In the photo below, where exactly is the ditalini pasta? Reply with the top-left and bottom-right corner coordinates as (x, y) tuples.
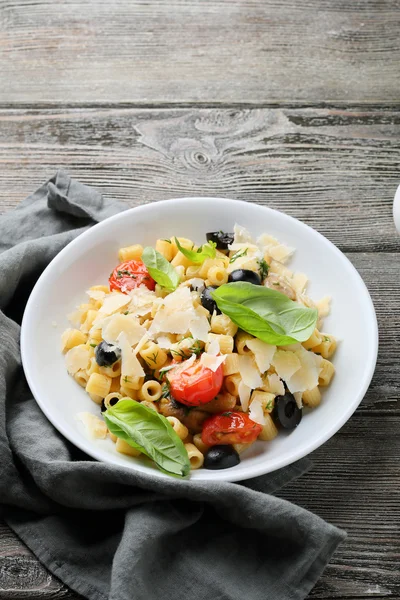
(63, 225), (337, 476)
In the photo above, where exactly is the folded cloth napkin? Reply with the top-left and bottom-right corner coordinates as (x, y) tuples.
(0, 171), (346, 600)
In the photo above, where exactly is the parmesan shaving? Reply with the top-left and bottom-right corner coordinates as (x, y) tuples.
(267, 373), (285, 396)
(92, 292), (131, 328)
(238, 355), (263, 389)
(102, 314), (146, 347)
(291, 272), (308, 295)
(272, 350), (301, 382)
(316, 296), (331, 318)
(65, 345), (90, 375)
(127, 286), (157, 318)
(189, 313), (211, 342)
(245, 338), (276, 374)
(207, 338), (220, 356)
(77, 412), (108, 439)
(200, 352), (226, 372)
(286, 347), (322, 394)
(238, 381), (251, 412)
(155, 335), (175, 349)
(118, 332), (145, 379)
(249, 395), (266, 426)
(86, 289), (106, 301)
(232, 223), (253, 244)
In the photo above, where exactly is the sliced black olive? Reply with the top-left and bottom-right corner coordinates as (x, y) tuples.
(206, 231), (234, 250)
(95, 341), (121, 367)
(200, 286), (221, 315)
(228, 269), (262, 285)
(272, 392), (302, 429)
(100, 396), (120, 413)
(204, 445), (240, 469)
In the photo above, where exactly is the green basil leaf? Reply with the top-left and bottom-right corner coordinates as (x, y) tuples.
(104, 399), (190, 478)
(174, 238), (216, 264)
(142, 247), (180, 291)
(212, 282), (318, 345)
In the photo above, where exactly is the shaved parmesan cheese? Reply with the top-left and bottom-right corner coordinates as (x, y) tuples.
(238, 381), (251, 412)
(245, 338), (276, 373)
(118, 332), (145, 379)
(65, 345), (90, 375)
(67, 308), (85, 328)
(227, 256), (260, 274)
(267, 373), (285, 396)
(77, 412), (108, 439)
(286, 347), (322, 394)
(316, 296), (331, 318)
(86, 289), (106, 301)
(92, 292), (130, 328)
(269, 243), (294, 263)
(200, 352), (226, 372)
(238, 355), (263, 389)
(232, 223), (253, 245)
(127, 286), (157, 318)
(155, 335), (175, 349)
(228, 242), (259, 253)
(207, 338), (220, 356)
(189, 313), (210, 342)
(249, 395), (266, 426)
(149, 287), (197, 335)
(102, 314), (146, 347)
(134, 333), (150, 356)
(291, 272), (308, 295)
(272, 350), (301, 382)
(294, 392), (303, 409)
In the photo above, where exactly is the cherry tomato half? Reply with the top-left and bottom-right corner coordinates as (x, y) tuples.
(167, 359), (224, 407)
(202, 412), (262, 446)
(109, 260), (155, 292)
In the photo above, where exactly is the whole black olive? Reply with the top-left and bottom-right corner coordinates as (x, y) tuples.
(272, 392), (302, 429)
(100, 396), (120, 412)
(228, 269), (262, 285)
(200, 286), (221, 315)
(95, 341), (121, 367)
(206, 231), (234, 250)
(204, 445), (241, 470)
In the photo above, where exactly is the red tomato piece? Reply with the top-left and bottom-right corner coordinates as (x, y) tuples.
(167, 359), (224, 407)
(109, 260), (155, 292)
(202, 412), (262, 446)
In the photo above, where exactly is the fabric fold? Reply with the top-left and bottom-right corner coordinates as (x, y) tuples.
(0, 171), (346, 600)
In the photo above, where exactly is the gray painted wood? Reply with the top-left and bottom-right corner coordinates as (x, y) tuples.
(0, 107), (400, 252)
(0, 0), (400, 104)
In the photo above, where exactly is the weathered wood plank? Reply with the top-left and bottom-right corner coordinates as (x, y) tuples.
(0, 0), (399, 105)
(0, 250), (399, 598)
(0, 107), (399, 252)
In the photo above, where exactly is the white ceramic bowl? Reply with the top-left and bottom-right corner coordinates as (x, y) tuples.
(21, 198), (378, 482)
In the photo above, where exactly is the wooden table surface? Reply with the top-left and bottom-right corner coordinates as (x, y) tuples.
(1, 1), (400, 598)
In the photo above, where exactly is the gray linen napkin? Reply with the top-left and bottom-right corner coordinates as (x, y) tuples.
(0, 171), (346, 600)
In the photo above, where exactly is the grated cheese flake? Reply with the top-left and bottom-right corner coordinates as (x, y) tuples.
(286, 347), (322, 394)
(77, 412), (108, 439)
(200, 352), (226, 372)
(86, 289), (106, 301)
(249, 395), (266, 426)
(189, 313), (211, 342)
(65, 345), (90, 375)
(245, 338), (276, 374)
(238, 354), (263, 389)
(238, 381), (251, 412)
(118, 332), (145, 379)
(267, 373), (285, 396)
(272, 350), (301, 382)
(102, 314), (146, 347)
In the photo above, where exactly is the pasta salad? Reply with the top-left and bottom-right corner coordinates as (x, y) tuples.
(62, 225), (336, 477)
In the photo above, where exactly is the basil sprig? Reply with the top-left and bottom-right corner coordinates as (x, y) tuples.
(104, 399), (190, 478)
(212, 282), (318, 345)
(142, 247), (180, 291)
(174, 238), (217, 264)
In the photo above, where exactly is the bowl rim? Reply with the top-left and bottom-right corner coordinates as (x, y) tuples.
(21, 196), (379, 482)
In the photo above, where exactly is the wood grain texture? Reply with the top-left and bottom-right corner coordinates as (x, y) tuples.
(1, 253), (399, 599)
(1, 107), (400, 252)
(1, 0), (400, 104)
